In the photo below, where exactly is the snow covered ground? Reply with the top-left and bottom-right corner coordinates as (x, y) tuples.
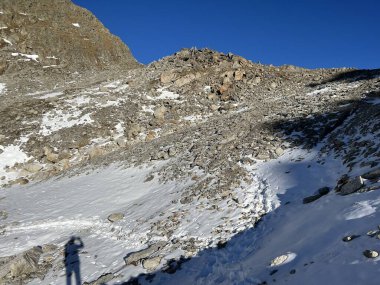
(132, 146), (380, 285)
(2, 129), (380, 284)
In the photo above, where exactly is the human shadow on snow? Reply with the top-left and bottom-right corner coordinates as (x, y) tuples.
(64, 236), (84, 285)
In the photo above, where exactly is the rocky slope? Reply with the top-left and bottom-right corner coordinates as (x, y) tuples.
(0, 0), (139, 77)
(0, 1), (380, 284)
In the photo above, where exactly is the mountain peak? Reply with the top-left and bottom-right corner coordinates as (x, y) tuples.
(0, 0), (139, 75)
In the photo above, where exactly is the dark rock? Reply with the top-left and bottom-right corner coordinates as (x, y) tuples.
(363, 250), (379, 258)
(362, 168), (380, 180)
(342, 235), (360, 242)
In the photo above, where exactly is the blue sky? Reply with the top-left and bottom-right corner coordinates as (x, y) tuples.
(72, 0), (379, 69)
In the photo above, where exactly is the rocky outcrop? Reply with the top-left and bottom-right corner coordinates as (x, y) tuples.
(0, 0), (139, 76)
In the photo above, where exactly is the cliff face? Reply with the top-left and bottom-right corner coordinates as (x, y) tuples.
(0, 0), (139, 75)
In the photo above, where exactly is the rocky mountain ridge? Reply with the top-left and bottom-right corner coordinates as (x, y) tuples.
(0, 0), (139, 77)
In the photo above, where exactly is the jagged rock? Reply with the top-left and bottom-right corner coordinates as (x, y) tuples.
(2, 246), (43, 279)
(154, 106), (167, 120)
(160, 71), (177, 84)
(14, 177), (29, 185)
(23, 163), (43, 173)
(115, 137), (127, 147)
(127, 124), (141, 139)
(174, 73), (199, 87)
(145, 131), (156, 142)
(339, 176), (364, 195)
(363, 250), (379, 258)
(252, 76), (261, 85)
(83, 273), (115, 285)
(303, 187), (330, 204)
(88, 147), (105, 160)
(124, 242), (167, 266)
(362, 168), (380, 180)
(234, 70), (245, 81)
(0, 210), (8, 220)
(143, 256), (162, 271)
(107, 213), (124, 222)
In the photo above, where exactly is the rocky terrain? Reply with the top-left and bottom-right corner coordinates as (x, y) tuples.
(1, 1), (380, 284)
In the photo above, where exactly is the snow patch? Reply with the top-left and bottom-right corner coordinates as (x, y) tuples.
(0, 145), (30, 185)
(72, 23), (80, 28)
(148, 87), (180, 100)
(343, 199), (380, 220)
(2, 38), (12, 45)
(11, 52), (39, 62)
(38, 91), (64, 99)
(40, 110), (93, 136)
(42, 65), (58, 69)
(0, 83), (6, 95)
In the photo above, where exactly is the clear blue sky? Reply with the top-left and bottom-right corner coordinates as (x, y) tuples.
(72, 0), (379, 69)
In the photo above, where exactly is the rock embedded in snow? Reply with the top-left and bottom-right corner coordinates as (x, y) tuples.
(124, 241), (167, 266)
(270, 254), (289, 266)
(339, 176), (364, 195)
(363, 250), (379, 258)
(366, 230), (379, 237)
(342, 235), (360, 242)
(302, 186), (330, 203)
(143, 256), (162, 271)
(275, 147), (284, 156)
(362, 168), (380, 180)
(5, 246), (43, 279)
(23, 163), (43, 173)
(107, 212), (124, 222)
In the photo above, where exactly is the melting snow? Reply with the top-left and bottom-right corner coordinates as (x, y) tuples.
(40, 110), (93, 136)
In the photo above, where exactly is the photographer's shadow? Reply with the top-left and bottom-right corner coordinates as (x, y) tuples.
(64, 236), (84, 285)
